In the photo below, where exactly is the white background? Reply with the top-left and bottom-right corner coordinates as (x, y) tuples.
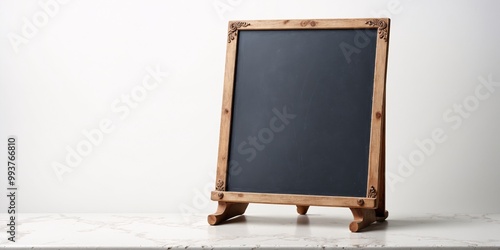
(0, 0), (499, 217)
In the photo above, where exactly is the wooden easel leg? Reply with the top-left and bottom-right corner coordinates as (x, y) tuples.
(375, 99), (389, 222)
(349, 208), (376, 232)
(375, 142), (389, 222)
(207, 201), (249, 225)
(296, 205), (309, 215)
(376, 209), (389, 222)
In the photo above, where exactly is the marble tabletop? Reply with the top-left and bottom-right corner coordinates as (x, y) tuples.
(1, 210), (499, 249)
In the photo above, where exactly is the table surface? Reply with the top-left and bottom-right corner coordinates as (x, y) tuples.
(1, 211), (500, 249)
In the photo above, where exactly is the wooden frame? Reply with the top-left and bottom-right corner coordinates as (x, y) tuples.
(209, 18), (390, 232)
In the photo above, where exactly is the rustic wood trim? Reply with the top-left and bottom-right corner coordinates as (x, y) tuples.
(230, 19), (387, 30)
(215, 21), (242, 192)
(215, 180), (225, 191)
(211, 191), (376, 208)
(366, 18), (390, 203)
(368, 186), (377, 198)
(227, 21), (251, 43)
(365, 19), (389, 42)
(375, 22), (390, 222)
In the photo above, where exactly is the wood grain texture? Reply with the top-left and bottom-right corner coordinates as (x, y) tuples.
(215, 21), (239, 192)
(375, 61), (389, 222)
(366, 18), (390, 203)
(349, 208), (377, 232)
(211, 191), (376, 208)
(208, 202), (249, 225)
(229, 19), (388, 30)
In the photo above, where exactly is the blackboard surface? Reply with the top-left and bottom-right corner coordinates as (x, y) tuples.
(226, 29), (377, 197)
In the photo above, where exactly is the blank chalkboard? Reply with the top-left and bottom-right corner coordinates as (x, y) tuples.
(211, 19), (389, 224)
(226, 29), (377, 197)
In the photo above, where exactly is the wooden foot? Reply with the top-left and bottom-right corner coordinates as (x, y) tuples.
(207, 202), (249, 225)
(349, 208), (377, 232)
(376, 210), (389, 222)
(296, 205), (309, 215)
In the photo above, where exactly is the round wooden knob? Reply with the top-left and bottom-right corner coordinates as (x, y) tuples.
(357, 199), (364, 206)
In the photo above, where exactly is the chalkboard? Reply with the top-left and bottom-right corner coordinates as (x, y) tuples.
(227, 29), (376, 197)
(210, 19), (390, 232)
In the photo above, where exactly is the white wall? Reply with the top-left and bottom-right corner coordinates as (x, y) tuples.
(0, 0), (499, 216)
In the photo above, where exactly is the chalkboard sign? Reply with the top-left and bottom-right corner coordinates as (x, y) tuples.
(209, 19), (390, 232)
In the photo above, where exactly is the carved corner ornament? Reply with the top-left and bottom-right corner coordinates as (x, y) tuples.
(300, 20), (317, 27)
(365, 19), (388, 42)
(368, 186), (377, 198)
(215, 180), (225, 191)
(228, 22), (251, 43)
